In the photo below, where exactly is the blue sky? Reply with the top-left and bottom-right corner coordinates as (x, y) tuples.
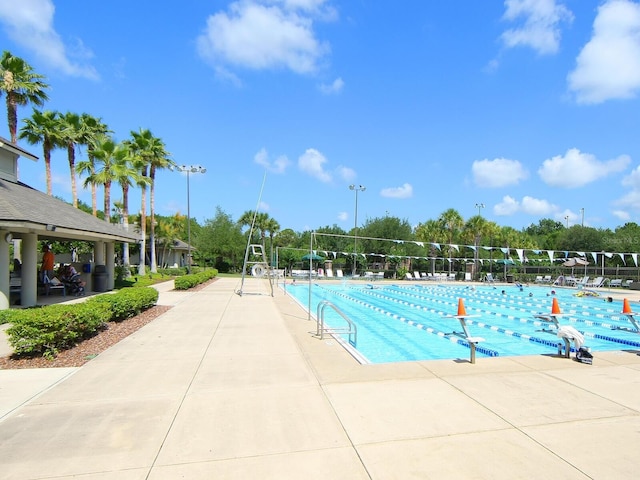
(3, 0), (640, 233)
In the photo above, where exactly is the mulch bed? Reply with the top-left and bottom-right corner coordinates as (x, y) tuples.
(0, 278), (217, 370)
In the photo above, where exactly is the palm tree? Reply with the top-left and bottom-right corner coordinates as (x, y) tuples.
(58, 111), (85, 207)
(238, 210), (273, 263)
(156, 213), (184, 268)
(76, 114), (111, 216)
(146, 134), (173, 273)
(19, 109), (61, 195)
(438, 208), (464, 274)
(0, 51), (49, 143)
(462, 215), (489, 280)
(85, 136), (125, 224)
(127, 129), (162, 275)
(113, 143), (148, 273)
(415, 219), (444, 274)
(263, 217), (280, 266)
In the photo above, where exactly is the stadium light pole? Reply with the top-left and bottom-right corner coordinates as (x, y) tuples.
(475, 203), (485, 216)
(349, 184), (366, 276)
(177, 165), (206, 273)
(580, 208), (585, 227)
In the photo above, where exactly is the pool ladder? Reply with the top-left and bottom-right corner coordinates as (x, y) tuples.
(316, 300), (357, 346)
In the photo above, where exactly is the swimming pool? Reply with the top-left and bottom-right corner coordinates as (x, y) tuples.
(284, 282), (640, 363)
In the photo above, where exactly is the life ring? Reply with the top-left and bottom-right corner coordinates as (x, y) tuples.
(251, 264), (265, 277)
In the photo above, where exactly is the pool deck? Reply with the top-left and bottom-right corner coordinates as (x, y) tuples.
(1, 277), (640, 479)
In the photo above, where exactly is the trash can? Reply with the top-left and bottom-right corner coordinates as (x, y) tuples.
(93, 264), (108, 292)
(506, 274), (514, 283)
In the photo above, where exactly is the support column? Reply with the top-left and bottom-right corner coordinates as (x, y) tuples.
(106, 242), (115, 291)
(94, 241), (105, 267)
(0, 231), (9, 310)
(21, 234), (38, 307)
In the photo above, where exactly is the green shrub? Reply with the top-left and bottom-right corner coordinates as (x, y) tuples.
(88, 287), (158, 321)
(174, 269), (218, 290)
(5, 286), (159, 358)
(6, 302), (112, 358)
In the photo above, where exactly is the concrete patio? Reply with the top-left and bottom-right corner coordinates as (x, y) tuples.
(1, 277), (639, 479)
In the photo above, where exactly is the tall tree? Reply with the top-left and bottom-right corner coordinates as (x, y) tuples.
(0, 51), (49, 143)
(85, 136), (125, 224)
(462, 215), (489, 280)
(18, 109), (61, 195)
(58, 111), (85, 207)
(146, 133), (173, 273)
(415, 219), (445, 273)
(112, 143), (148, 272)
(76, 114), (111, 216)
(127, 129), (171, 274)
(438, 208), (464, 274)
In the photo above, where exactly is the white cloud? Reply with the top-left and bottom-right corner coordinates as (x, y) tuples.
(258, 201), (270, 211)
(472, 158), (528, 187)
(380, 183), (413, 199)
(254, 147), (290, 173)
(520, 195), (557, 215)
(612, 209), (631, 221)
(0, 0), (98, 79)
(196, 0), (332, 75)
(538, 148), (630, 188)
(298, 148), (332, 182)
(615, 164), (640, 211)
(621, 163), (640, 189)
(337, 211), (348, 221)
(494, 195), (520, 215)
(568, 0), (640, 104)
(494, 194), (558, 217)
(501, 0), (573, 55)
(336, 165), (355, 182)
(319, 76), (344, 94)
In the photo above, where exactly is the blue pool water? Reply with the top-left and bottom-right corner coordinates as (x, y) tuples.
(284, 282), (640, 363)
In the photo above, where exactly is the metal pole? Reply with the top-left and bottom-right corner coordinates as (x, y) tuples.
(176, 165), (206, 274)
(349, 184), (365, 276)
(186, 170), (191, 274)
(354, 189), (358, 276)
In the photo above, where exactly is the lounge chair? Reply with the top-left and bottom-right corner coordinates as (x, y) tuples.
(448, 273), (456, 281)
(325, 268), (334, 279)
(609, 279), (622, 287)
(364, 271), (375, 280)
(543, 275), (552, 283)
(336, 269), (344, 278)
(413, 271), (423, 280)
(534, 275), (544, 284)
(375, 272), (384, 280)
(575, 276), (590, 287)
(586, 277), (605, 288)
(484, 273), (496, 283)
(552, 275), (565, 286)
(405, 272), (414, 280)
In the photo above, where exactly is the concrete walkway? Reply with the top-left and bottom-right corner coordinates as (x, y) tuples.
(1, 277), (639, 479)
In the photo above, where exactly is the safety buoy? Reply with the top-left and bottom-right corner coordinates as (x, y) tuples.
(251, 264), (265, 277)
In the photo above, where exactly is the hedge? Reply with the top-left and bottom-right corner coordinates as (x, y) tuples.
(4, 286), (159, 358)
(174, 269), (218, 290)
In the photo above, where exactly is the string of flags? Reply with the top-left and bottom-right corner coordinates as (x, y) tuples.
(308, 241), (636, 266)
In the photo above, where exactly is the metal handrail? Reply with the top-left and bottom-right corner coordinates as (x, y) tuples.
(316, 300), (357, 346)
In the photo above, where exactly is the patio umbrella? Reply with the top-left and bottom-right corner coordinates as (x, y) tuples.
(563, 257), (589, 276)
(301, 253), (325, 261)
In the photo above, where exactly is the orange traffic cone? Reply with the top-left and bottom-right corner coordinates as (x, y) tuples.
(551, 297), (561, 315)
(622, 298), (633, 314)
(457, 298), (467, 317)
